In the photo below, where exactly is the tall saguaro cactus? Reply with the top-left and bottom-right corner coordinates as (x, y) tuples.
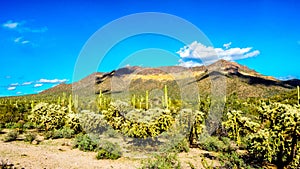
(297, 86), (299, 105)
(145, 90), (149, 110)
(68, 94), (73, 113)
(164, 85), (169, 110)
(131, 94), (136, 108)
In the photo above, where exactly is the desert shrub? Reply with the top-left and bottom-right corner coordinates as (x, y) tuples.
(24, 132), (37, 143)
(96, 141), (122, 160)
(52, 130), (63, 139)
(80, 111), (108, 135)
(160, 135), (189, 153)
(23, 122), (36, 129)
(218, 152), (253, 169)
(3, 131), (18, 142)
(104, 128), (119, 138)
(140, 153), (181, 169)
(4, 122), (15, 129)
(0, 103), (27, 125)
(73, 133), (98, 151)
(44, 127), (75, 139)
(44, 131), (54, 140)
(198, 136), (227, 152)
(60, 127), (75, 138)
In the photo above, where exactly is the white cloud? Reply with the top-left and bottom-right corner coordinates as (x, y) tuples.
(35, 90), (44, 93)
(276, 75), (298, 81)
(14, 37), (30, 45)
(16, 92), (22, 94)
(178, 59), (203, 67)
(223, 42), (232, 49)
(22, 81), (33, 85)
(2, 20), (47, 33)
(52, 84), (59, 87)
(14, 37), (22, 43)
(8, 86), (16, 90)
(38, 78), (68, 83)
(28, 27), (48, 33)
(21, 40), (30, 44)
(10, 83), (19, 86)
(2, 20), (19, 29)
(177, 41), (260, 67)
(34, 84), (43, 87)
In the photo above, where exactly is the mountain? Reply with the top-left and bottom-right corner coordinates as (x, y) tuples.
(41, 60), (300, 99)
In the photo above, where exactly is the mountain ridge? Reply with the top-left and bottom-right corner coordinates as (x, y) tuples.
(41, 60), (300, 99)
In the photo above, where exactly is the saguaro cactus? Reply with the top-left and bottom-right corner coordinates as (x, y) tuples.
(98, 90), (103, 109)
(131, 94), (136, 108)
(164, 85), (169, 110)
(68, 94), (73, 113)
(145, 90), (149, 110)
(297, 86), (299, 105)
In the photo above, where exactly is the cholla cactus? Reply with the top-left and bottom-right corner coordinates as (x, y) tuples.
(65, 113), (82, 133)
(29, 102), (68, 131)
(102, 101), (175, 138)
(247, 102), (300, 168)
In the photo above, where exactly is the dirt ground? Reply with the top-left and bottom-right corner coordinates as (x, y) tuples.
(0, 130), (218, 169)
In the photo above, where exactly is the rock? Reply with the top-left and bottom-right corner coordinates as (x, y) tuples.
(32, 140), (38, 145)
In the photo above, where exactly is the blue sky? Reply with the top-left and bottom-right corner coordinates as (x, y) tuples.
(0, 0), (300, 96)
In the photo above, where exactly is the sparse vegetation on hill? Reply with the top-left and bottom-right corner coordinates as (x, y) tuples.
(1, 61), (300, 168)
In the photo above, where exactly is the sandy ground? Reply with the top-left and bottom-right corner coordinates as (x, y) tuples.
(0, 138), (140, 169)
(0, 130), (219, 169)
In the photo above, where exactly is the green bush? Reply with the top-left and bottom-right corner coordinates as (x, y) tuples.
(160, 135), (189, 153)
(73, 134), (98, 151)
(140, 153), (181, 169)
(3, 131), (18, 142)
(43, 127), (75, 139)
(96, 140), (122, 160)
(60, 127), (75, 139)
(5, 122), (15, 129)
(23, 122), (36, 129)
(24, 132), (37, 143)
(198, 136), (227, 152)
(218, 152), (252, 169)
(104, 128), (118, 138)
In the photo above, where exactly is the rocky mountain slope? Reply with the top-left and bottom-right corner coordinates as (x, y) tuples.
(41, 60), (300, 99)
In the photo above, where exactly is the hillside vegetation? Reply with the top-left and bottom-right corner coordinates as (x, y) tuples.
(1, 60), (300, 168)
